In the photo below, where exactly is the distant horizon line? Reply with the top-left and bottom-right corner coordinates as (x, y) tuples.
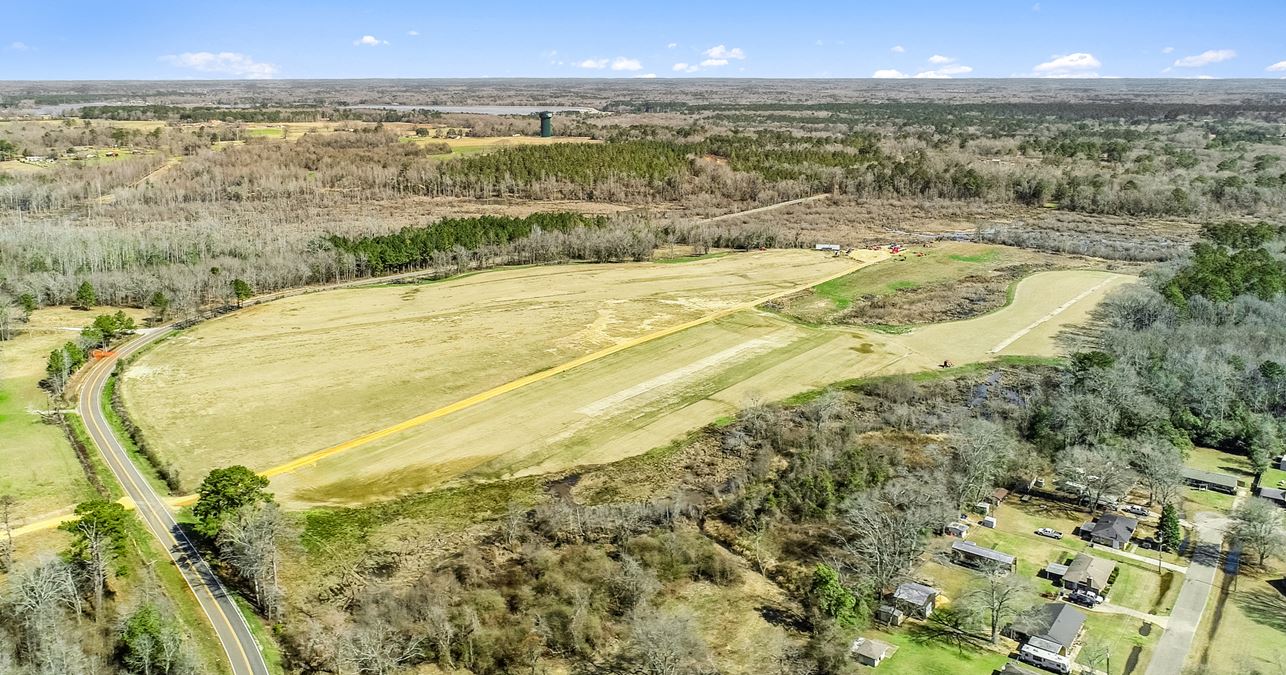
(3, 76), (1286, 83)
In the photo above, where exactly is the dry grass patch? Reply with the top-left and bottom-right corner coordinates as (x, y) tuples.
(122, 251), (859, 492)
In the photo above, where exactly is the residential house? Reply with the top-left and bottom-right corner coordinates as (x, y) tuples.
(950, 539), (1016, 571)
(849, 637), (897, 667)
(1182, 468), (1239, 495)
(1255, 487), (1286, 508)
(891, 582), (939, 619)
(1005, 602), (1087, 656)
(1061, 553), (1116, 595)
(1085, 514), (1137, 549)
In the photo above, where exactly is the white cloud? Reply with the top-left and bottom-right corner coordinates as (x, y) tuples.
(407, 30), (419, 36)
(636, 73), (657, 78)
(1173, 49), (1235, 67)
(672, 62), (699, 73)
(701, 58), (728, 67)
(1031, 3), (1040, 11)
(354, 35), (388, 46)
(703, 45), (746, 60)
(890, 45), (905, 53)
(7, 41), (28, 51)
(610, 57), (643, 71)
(914, 64), (973, 78)
(928, 54), (955, 64)
(872, 69), (907, 78)
(1161, 46), (1174, 54)
(578, 58), (608, 69)
(160, 51), (278, 79)
(1032, 52), (1101, 77)
(666, 42), (677, 49)
(1266, 60), (1286, 72)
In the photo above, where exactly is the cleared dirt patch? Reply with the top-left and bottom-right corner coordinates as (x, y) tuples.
(121, 250), (859, 490)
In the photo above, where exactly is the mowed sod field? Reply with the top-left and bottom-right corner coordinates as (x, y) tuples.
(122, 247), (1133, 506)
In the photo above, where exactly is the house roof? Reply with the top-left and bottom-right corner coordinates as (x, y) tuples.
(1020, 602), (1086, 648)
(1090, 514), (1138, 544)
(1182, 468), (1239, 490)
(951, 539), (1016, 566)
(1257, 487), (1286, 504)
(1063, 553), (1116, 587)
(893, 582), (938, 607)
(850, 637), (897, 661)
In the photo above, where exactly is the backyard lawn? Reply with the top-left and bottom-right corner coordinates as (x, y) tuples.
(1187, 560), (1286, 674)
(861, 626), (1009, 675)
(1076, 612), (1161, 675)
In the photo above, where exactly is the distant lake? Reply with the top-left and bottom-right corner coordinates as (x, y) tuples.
(346, 104), (599, 115)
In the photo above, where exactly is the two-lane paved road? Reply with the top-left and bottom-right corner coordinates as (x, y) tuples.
(1143, 513), (1227, 675)
(78, 328), (270, 675)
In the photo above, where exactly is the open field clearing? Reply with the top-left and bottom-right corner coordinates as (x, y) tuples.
(122, 247), (1130, 505)
(900, 269), (1134, 361)
(779, 241), (1126, 326)
(0, 307), (145, 522)
(121, 250), (863, 491)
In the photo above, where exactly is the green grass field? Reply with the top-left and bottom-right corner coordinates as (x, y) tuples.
(781, 242), (1059, 324)
(861, 626), (1009, 675)
(1076, 612), (1161, 673)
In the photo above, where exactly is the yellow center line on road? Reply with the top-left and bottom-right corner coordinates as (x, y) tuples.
(79, 340), (260, 675)
(259, 250), (888, 479)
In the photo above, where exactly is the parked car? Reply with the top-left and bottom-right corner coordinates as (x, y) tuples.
(1035, 527), (1064, 540)
(1068, 590), (1103, 607)
(1121, 504), (1150, 517)
(1139, 537), (1160, 550)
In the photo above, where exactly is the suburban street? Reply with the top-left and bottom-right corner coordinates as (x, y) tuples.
(77, 328), (271, 675)
(1143, 512), (1228, 675)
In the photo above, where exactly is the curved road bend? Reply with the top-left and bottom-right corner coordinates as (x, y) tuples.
(78, 328), (270, 675)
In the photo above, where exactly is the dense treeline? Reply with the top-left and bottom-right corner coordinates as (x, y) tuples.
(327, 212), (612, 274)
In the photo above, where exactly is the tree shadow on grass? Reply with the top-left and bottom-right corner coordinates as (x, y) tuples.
(906, 609), (994, 657)
(1236, 583), (1286, 635)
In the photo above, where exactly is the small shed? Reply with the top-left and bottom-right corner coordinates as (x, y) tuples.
(850, 637), (898, 667)
(946, 522), (969, 538)
(989, 488), (1011, 505)
(1042, 562), (1070, 581)
(875, 604), (905, 626)
(974, 502), (991, 516)
(982, 516), (997, 529)
(892, 582), (939, 619)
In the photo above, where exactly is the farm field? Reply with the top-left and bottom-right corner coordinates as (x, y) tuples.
(0, 307), (145, 522)
(121, 250), (864, 493)
(122, 248), (1133, 506)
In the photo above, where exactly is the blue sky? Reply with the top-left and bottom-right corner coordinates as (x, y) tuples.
(2, 0), (1285, 80)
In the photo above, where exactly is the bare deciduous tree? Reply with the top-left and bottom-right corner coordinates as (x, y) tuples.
(1057, 444), (1135, 514)
(217, 502), (285, 620)
(837, 478), (952, 593)
(949, 418), (1018, 510)
(622, 607), (714, 675)
(962, 564), (1033, 644)
(1229, 498), (1286, 567)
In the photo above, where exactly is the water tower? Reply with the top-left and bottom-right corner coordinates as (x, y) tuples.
(539, 111), (553, 137)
